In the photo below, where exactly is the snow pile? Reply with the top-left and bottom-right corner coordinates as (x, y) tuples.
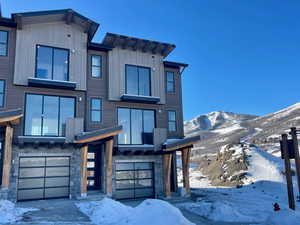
(264, 209), (300, 225)
(0, 200), (34, 224)
(77, 198), (194, 225)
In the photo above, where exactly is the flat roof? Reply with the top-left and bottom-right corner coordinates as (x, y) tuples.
(102, 32), (176, 58)
(163, 135), (200, 151)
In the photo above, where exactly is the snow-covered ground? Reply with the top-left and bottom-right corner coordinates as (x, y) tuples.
(0, 200), (35, 224)
(177, 145), (300, 224)
(77, 198), (194, 225)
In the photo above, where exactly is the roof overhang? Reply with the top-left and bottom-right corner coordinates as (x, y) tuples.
(163, 61), (188, 69)
(88, 42), (113, 52)
(102, 32), (176, 58)
(74, 126), (123, 144)
(0, 109), (23, 126)
(12, 9), (99, 41)
(162, 135), (200, 152)
(0, 17), (17, 28)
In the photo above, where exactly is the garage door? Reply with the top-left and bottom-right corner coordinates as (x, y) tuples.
(115, 162), (154, 199)
(17, 156), (70, 201)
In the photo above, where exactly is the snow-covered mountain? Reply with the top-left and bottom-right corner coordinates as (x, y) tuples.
(186, 103), (300, 156)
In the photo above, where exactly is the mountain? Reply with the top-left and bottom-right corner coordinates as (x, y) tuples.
(185, 103), (300, 158)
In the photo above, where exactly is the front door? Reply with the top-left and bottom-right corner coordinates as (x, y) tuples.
(87, 147), (101, 190)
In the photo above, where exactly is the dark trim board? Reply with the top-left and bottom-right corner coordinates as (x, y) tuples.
(120, 94), (160, 104)
(28, 78), (77, 90)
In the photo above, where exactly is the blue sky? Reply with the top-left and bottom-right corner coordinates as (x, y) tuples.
(3, 0), (300, 120)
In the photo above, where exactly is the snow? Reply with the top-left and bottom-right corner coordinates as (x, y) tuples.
(212, 124), (244, 135)
(264, 209), (300, 225)
(77, 198), (194, 225)
(0, 200), (35, 224)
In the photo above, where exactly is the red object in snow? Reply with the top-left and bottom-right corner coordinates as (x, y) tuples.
(273, 203), (281, 211)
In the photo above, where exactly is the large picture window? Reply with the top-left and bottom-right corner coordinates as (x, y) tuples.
(118, 108), (155, 145)
(125, 65), (151, 96)
(91, 55), (102, 78)
(168, 110), (177, 132)
(36, 45), (69, 81)
(0, 31), (8, 56)
(24, 94), (75, 136)
(0, 80), (5, 107)
(166, 71), (175, 93)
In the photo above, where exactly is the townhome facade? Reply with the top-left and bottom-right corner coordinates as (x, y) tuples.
(0, 9), (199, 202)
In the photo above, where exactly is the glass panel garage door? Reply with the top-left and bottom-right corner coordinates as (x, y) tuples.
(115, 162), (154, 199)
(17, 156), (70, 201)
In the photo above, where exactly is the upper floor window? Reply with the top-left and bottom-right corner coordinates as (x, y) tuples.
(166, 71), (175, 93)
(125, 65), (151, 96)
(118, 108), (155, 145)
(36, 45), (69, 81)
(168, 110), (177, 132)
(91, 55), (102, 78)
(0, 80), (5, 107)
(24, 94), (75, 136)
(90, 98), (102, 122)
(0, 31), (8, 56)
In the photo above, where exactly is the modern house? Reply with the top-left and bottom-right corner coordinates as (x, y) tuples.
(0, 9), (200, 202)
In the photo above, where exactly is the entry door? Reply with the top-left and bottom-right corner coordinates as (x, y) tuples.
(87, 149), (101, 190)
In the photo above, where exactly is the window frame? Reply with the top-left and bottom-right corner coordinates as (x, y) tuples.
(0, 30), (8, 57)
(90, 97), (102, 123)
(167, 110), (177, 132)
(24, 93), (76, 137)
(35, 45), (70, 81)
(166, 71), (175, 93)
(125, 64), (152, 96)
(117, 107), (156, 145)
(0, 80), (5, 108)
(91, 54), (102, 78)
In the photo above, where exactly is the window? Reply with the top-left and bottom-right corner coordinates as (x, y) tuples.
(91, 55), (102, 78)
(36, 45), (69, 81)
(126, 65), (151, 96)
(0, 31), (8, 56)
(118, 108), (155, 145)
(168, 111), (176, 132)
(0, 80), (5, 107)
(24, 94), (75, 136)
(90, 98), (102, 122)
(166, 71), (175, 93)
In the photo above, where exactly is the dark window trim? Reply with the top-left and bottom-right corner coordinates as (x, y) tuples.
(0, 30), (8, 57)
(117, 107), (156, 145)
(91, 54), (102, 79)
(166, 71), (175, 93)
(168, 110), (177, 132)
(125, 64), (152, 96)
(23, 93), (76, 137)
(0, 80), (6, 108)
(90, 97), (102, 123)
(35, 44), (70, 81)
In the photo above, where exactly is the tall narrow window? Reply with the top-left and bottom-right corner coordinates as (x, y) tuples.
(168, 111), (177, 132)
(0, 80), (5, 107)
(0, 31), (8, 56)
(36, 45), (69, 81)
(24, 94), (75, 136)
(91, 55), (102, 78)
(126, 65), (151, 96)
(166, 71), (175, 93)
(90, 98), (102, 122)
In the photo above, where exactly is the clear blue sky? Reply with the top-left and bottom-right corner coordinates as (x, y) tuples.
(3, 0), (300, 120)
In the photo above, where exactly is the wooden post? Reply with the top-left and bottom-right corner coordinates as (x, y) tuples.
(182, 148), (191, 195)
(163, 153), (173, 198)
(282, 134), (295, 210)
(2, 124), (13, 189)
(105, 139), (113, 197)
(80, 145), (88, 197)
(291, 127), (300, 197)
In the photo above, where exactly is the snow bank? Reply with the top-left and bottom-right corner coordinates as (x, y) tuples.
(77, 198), (194, 225)
(0, 200), (34, 224)
(265, 209), (300, 225)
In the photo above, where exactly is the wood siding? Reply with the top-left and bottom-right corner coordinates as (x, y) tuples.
(108, 48), (166, 104)
(14, 22), (87, 90)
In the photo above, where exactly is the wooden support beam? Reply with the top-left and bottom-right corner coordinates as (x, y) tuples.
(291, 127), (300, 197)
(163, 153), (173, 198)
(80, 145), (88, 197)
(182, 148), (191, 195)
(105, 139), (114, 197)
(2, 125), (13, 188)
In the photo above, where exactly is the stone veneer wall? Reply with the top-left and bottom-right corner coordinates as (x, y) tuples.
(112, 154), (164, 198)
(8, 144), (81, 202)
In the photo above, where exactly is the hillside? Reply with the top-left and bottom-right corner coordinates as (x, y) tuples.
(185, 103), (300, 158)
